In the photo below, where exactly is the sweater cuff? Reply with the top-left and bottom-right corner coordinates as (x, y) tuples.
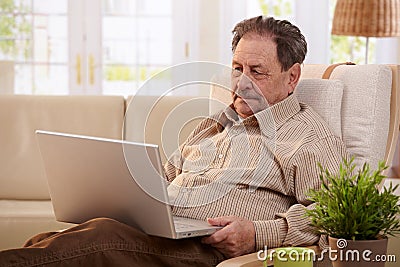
(253, 218), (288, 250)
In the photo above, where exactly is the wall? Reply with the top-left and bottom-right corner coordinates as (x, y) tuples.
(376, 38), (400, 64)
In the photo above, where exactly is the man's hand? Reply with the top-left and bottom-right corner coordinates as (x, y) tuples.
(201, 216), (256, 258)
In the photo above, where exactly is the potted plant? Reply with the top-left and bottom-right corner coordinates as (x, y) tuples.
(306, 157), (400, 267)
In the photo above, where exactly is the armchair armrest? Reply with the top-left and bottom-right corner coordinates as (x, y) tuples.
(216, 252), (267, 267)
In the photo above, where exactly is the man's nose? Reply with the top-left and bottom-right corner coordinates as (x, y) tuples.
(237, 72), (253, 90)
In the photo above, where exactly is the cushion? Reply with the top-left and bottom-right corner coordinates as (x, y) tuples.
(329, 64), (392, 169)
(294, 79), (344, 138)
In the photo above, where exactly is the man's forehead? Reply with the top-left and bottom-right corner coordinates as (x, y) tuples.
(232, 48), (277, 67)
(232, 34), (278, 66)
(232, 55), (265, 67)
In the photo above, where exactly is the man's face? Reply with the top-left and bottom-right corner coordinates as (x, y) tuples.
(231, 33), (298, 118)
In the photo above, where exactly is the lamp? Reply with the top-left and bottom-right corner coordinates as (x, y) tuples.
(332, 0), (400, 64)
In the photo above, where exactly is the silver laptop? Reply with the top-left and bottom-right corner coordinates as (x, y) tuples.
(36, 130), (221, 239)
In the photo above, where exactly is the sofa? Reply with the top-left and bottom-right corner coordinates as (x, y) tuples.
(0, 64), (399, 266)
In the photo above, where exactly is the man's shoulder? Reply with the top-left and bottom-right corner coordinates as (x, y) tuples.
(185, 110), (225, 140)
(199, 110), (225, 128)
(291, 102), (340, 140)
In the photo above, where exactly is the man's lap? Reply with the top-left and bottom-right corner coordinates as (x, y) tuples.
(0, 217), (225, 267)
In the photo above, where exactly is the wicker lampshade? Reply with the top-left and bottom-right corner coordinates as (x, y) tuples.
(332, 0), (400, 37)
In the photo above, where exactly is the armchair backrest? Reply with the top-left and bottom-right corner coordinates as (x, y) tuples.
(210, 64), (400, 172)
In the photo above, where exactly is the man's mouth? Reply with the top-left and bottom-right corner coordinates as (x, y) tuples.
(234, 95), (258, 102)
(234, 89), (260, 100)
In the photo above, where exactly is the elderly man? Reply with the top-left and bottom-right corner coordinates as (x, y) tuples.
(0, 16), (347, 267)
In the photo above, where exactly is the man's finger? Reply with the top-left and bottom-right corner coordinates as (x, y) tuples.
(201, 226), (230, 244)
(207, 216), (236, 226)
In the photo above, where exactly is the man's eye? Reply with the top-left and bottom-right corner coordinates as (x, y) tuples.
(232, 68), (242, 76)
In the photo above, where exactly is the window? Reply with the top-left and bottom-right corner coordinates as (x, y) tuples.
(247, 0), (295, 20)
(0, 0), (68, 94)
(0, 0), (175, 95)
(102, 0), (173, 96)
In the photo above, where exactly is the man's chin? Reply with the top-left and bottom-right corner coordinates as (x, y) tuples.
(233, 104), (254, 118)
(234, 100), (262, 115)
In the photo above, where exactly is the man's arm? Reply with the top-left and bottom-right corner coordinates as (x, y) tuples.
(163, 147), (183, 182)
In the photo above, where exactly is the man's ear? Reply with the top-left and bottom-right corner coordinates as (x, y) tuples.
(287, 63), (301, 94)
